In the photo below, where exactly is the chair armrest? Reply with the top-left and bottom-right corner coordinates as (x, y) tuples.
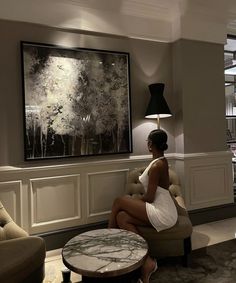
(169, 183), (188, 216)
(0, 221), (28, 240)
(0, 203), (28, 240)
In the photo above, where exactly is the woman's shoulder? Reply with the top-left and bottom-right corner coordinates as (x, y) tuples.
(152, 156), (166, 166)
(150, 157), (168, 172)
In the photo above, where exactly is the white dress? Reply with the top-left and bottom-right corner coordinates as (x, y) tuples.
(139, 157), (178, 232)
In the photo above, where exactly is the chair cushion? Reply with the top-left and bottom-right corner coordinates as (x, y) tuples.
(138, 215), (193, 240)
(0, 236), (46, 283)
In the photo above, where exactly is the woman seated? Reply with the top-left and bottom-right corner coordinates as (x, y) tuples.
(108, 129), (178, 283)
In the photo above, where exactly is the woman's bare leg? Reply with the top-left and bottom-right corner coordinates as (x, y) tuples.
(116, 210), (145, 234)
(108, 197), (157, 282)
(114, 208), (157, 283)
(108, 202), (119, 228)
(108, 196), (149, 229)
(140, 255), (157, 283)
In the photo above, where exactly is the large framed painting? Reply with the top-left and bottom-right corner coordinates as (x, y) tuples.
(21, 41), (132, 160)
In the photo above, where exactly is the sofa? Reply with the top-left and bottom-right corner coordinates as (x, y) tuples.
(126, 167), (193, 266)
(0, 201), (46, 283)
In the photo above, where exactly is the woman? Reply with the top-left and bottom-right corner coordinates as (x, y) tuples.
(108, 129), (178, 283)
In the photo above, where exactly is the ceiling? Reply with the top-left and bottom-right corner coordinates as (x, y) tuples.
(2, 0), (236, 43)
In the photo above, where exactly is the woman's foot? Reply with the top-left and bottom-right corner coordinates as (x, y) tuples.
(140, 256), (158, 283)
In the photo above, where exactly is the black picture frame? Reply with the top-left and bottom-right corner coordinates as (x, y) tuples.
(20, 41), (132, 160)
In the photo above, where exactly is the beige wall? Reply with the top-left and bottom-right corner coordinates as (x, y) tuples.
(172, 39), (227, 154)
(0, 20), (234, 234)
(0, 20), (227, 166)
(0, 19), (174, 166)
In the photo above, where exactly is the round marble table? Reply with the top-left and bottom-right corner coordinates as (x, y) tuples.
(62, 228), (148, 283)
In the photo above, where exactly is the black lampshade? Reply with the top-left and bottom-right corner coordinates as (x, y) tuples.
(145, 83), (172, 118)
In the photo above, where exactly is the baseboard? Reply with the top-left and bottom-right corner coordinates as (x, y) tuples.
(36, 221), (108, 251)
(189, 202), (236, 225)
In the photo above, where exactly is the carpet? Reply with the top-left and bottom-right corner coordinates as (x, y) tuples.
(151, 239), (236, 283)
(44, 239), (236, 283)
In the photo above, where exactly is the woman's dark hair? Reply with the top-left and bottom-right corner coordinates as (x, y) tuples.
(148, 129), (168, 151)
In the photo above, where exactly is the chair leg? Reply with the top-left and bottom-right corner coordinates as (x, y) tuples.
(182, 237), (192, 267)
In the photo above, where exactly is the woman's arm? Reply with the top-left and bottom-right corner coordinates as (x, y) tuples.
(141, 162), (161, 203)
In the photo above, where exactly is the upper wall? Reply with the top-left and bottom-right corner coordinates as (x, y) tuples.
(0, 20), (174, 166)
(172, 39), (227, 154)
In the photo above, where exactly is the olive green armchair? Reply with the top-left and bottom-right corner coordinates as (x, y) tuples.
(0, 201), (46, 283)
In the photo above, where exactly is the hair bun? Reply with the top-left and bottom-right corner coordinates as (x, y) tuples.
(159, 143), (168, 151)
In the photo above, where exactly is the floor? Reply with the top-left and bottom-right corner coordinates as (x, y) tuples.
(43, 217), (236, 283)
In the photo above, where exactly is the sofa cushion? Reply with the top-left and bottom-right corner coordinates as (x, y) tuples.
(0, 236), (46, 283)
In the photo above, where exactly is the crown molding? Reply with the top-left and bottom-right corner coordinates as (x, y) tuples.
(0, 0), (235, 44)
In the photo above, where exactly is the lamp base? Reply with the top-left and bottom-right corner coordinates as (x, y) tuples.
(157, 116), (160, 129)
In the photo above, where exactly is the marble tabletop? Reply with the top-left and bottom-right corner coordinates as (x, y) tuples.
(62, 228), (148, 278)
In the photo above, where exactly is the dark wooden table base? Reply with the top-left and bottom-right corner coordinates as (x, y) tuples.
(81, 268), (140, 283)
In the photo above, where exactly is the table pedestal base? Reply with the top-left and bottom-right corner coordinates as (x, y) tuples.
(81, 268), (140, 283)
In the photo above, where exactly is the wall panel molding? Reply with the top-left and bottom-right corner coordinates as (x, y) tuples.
(86, 169), (129, 223)
(190, 164), (229, 205)
(175, 151), (234, 210)
(0, 180), (22, 225)
(29, 174), (81, 234)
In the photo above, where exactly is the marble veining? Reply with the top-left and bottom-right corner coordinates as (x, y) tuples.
(62, 228), (148, 275)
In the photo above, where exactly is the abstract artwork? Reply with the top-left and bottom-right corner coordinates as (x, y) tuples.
(21, 42), (132, 160)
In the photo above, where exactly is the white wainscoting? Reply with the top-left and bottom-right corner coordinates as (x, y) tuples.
(0, 180), (22, 225)
(29, 174), (81, 234)
(175, 151), (234, 210)
(0, 156), (152, 234)
(0, 151), (233, 234)
(86, 169), (129, 223)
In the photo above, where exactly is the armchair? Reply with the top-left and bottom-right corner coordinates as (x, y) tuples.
(126, 167), (193, 266)
(0, 201), (46, 283)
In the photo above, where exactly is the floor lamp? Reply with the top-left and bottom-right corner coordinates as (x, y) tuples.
(145, 83), (172, 129)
